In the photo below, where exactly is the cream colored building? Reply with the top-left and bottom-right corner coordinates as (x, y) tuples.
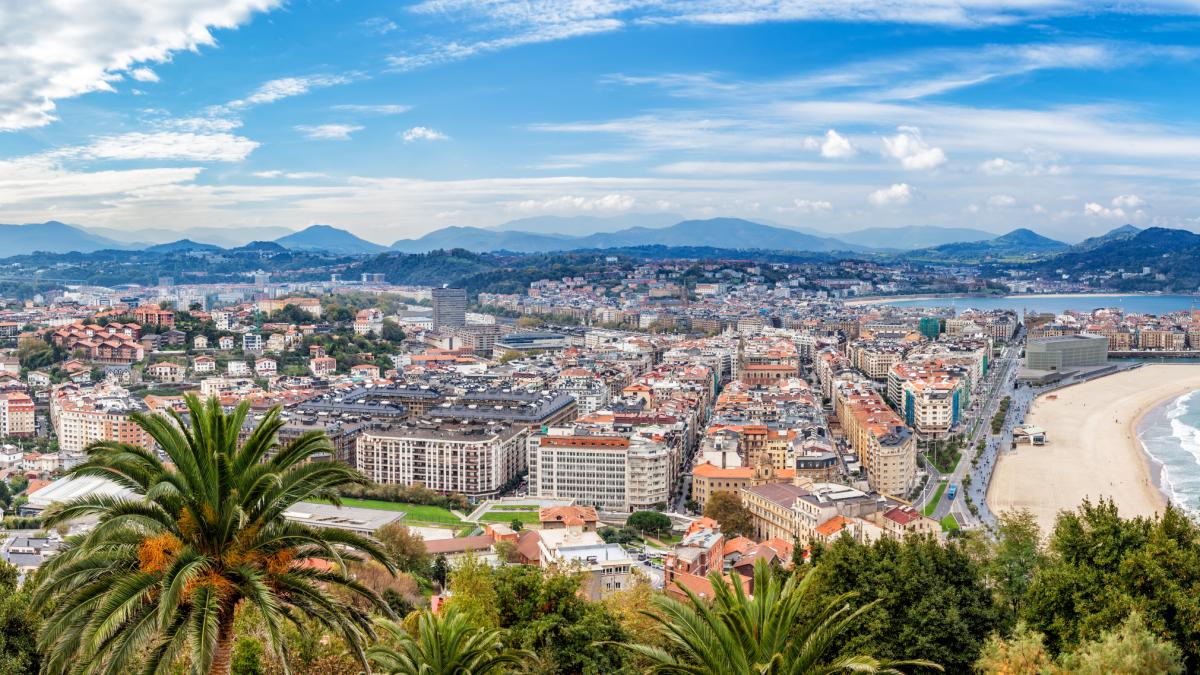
(50, 383), (153, 453)
(834, 379), (917, 497)
(0, 392), (35, 438)
(528, 429), (672, 512)
(355, 421), (530, 500)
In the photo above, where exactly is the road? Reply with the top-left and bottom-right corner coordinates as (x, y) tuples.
(922, 334), (1025, 529)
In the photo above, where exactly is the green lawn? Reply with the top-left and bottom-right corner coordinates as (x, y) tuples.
(923, 481), (947, 517)
(318, 498), (463, 525)
(479, 511), (539, 524)
(940, 514), (960, 531)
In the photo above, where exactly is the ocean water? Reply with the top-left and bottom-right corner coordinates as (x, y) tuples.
(1139, 391), (1200, 515)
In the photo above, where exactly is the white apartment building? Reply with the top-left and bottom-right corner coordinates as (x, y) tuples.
(537, 528), (633, 600)
(49, 383), (152, 454)
(355, 421), (530, 500)
(555, 370), (611, 416)
(900, 375), (965, 435)
(528, 429), (672, 512)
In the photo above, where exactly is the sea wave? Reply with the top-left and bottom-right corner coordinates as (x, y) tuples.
(1140, 390), (1200, 515)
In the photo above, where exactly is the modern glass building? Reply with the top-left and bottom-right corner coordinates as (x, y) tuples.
(1025, 334), (1109, 370)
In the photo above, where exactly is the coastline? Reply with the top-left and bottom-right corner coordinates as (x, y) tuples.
(987, 365), (1200, 533)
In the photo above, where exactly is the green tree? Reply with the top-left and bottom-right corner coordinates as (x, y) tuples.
(381, 319), (405, 342)
(702, 491), (754, 537)
(230, 636), (264, 675)
(626, 510), (672, 537)
(33, 395), (395, 675)
(444, 553), (500, 628)
(619, 559), (940, 674)
(367, 608), (531, 675)
(375, 523), (430, 576)
(975, 623), (1054, 675)
(1023, 500), (1200, 669)
(977, 613), (1185, 675)
(806, 535), (999, 673)
(988, 510), (1044, 625)
(0, 561), (40, 675)
(493, 564), (630, 674)
(429, 554), (450, 588)
(1061, 611), (1184, 675)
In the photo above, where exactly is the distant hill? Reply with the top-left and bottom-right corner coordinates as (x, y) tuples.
(86, 225), (295, 247)
(1034, 226), (1200, 290)
(274, 225), (387, 254)
(0, 221), (132, 255)
(491, 213), (684, 235)
(908, 227), (1068, 261)
(144, 239), (223, 254)
(394, 217), (866, 254)
(231, 241), (289, 254)
(1071, 224), (1141, 252)
(391, 227), (574, 254)
(834, 225), (998, 250)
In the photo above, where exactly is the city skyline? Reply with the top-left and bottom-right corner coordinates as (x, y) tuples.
(5, 1), (1200, 242)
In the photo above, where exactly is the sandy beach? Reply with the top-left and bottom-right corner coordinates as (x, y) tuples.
(988, 364), (1200, 533)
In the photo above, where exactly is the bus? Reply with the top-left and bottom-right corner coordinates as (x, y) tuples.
(946, 484), (958, 500)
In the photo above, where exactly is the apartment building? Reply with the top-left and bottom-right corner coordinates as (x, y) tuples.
(834, 380), (917, 497)
(0, 392), (35, 438)
(355, 420), (530, 500)
(1138, 328), (1187, 351)
(50, 383), (153, 453)
(354, 309), (384, 336)
(900, 372), (965, 435)
(528, 429), (672, 512)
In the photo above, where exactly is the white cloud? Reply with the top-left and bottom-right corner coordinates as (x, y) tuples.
(392, 2), (1200, 74)
(790, 199), (833, 213)
(819, 129), (855, 158)
(402, 126), (449, 142)
(228, 74), (353, 109)
(0, 0), (280, 131)
(361, 17), (398, 34)
(513, 194), (636, 213)
(155, 115), (243, 133)
(882, 126), (947, 170)
(868, 183), (912, 206)
(654, 160), (833, 175)
(129, 67), (160, 83)
(987, 194), (1017, 208)
(1084, 202), (1126, 218)
(294, 124), (363, 141)
(1111, 194), (1145, 208)
(1032, 204), (1047, 214)
(980, 157), (1019, 175)
(332, 104), (412, 115)
(254, 170), (326, 179)
(54, 131), (258, 162)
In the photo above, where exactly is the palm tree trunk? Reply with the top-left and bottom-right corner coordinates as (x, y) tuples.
(209, 614), (238, 675)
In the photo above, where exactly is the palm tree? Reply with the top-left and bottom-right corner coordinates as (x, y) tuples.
(367, 607), (531, 675)
(618, 559), (941, 674)
(33, 395), (396, 675)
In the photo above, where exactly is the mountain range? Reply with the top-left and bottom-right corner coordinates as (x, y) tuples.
(0, 218), (1170, 266)
(390, 217), (875, 254)
(904, 228), (1070, 262)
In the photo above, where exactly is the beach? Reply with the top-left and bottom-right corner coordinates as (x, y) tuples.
(988, 364), (1200, 533)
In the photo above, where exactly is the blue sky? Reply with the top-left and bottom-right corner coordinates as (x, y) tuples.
(4, 1), (1200, 243)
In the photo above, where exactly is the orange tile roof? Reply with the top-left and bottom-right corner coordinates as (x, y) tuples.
(814, 515), (852, 537)
(692, 462), (754, 479)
